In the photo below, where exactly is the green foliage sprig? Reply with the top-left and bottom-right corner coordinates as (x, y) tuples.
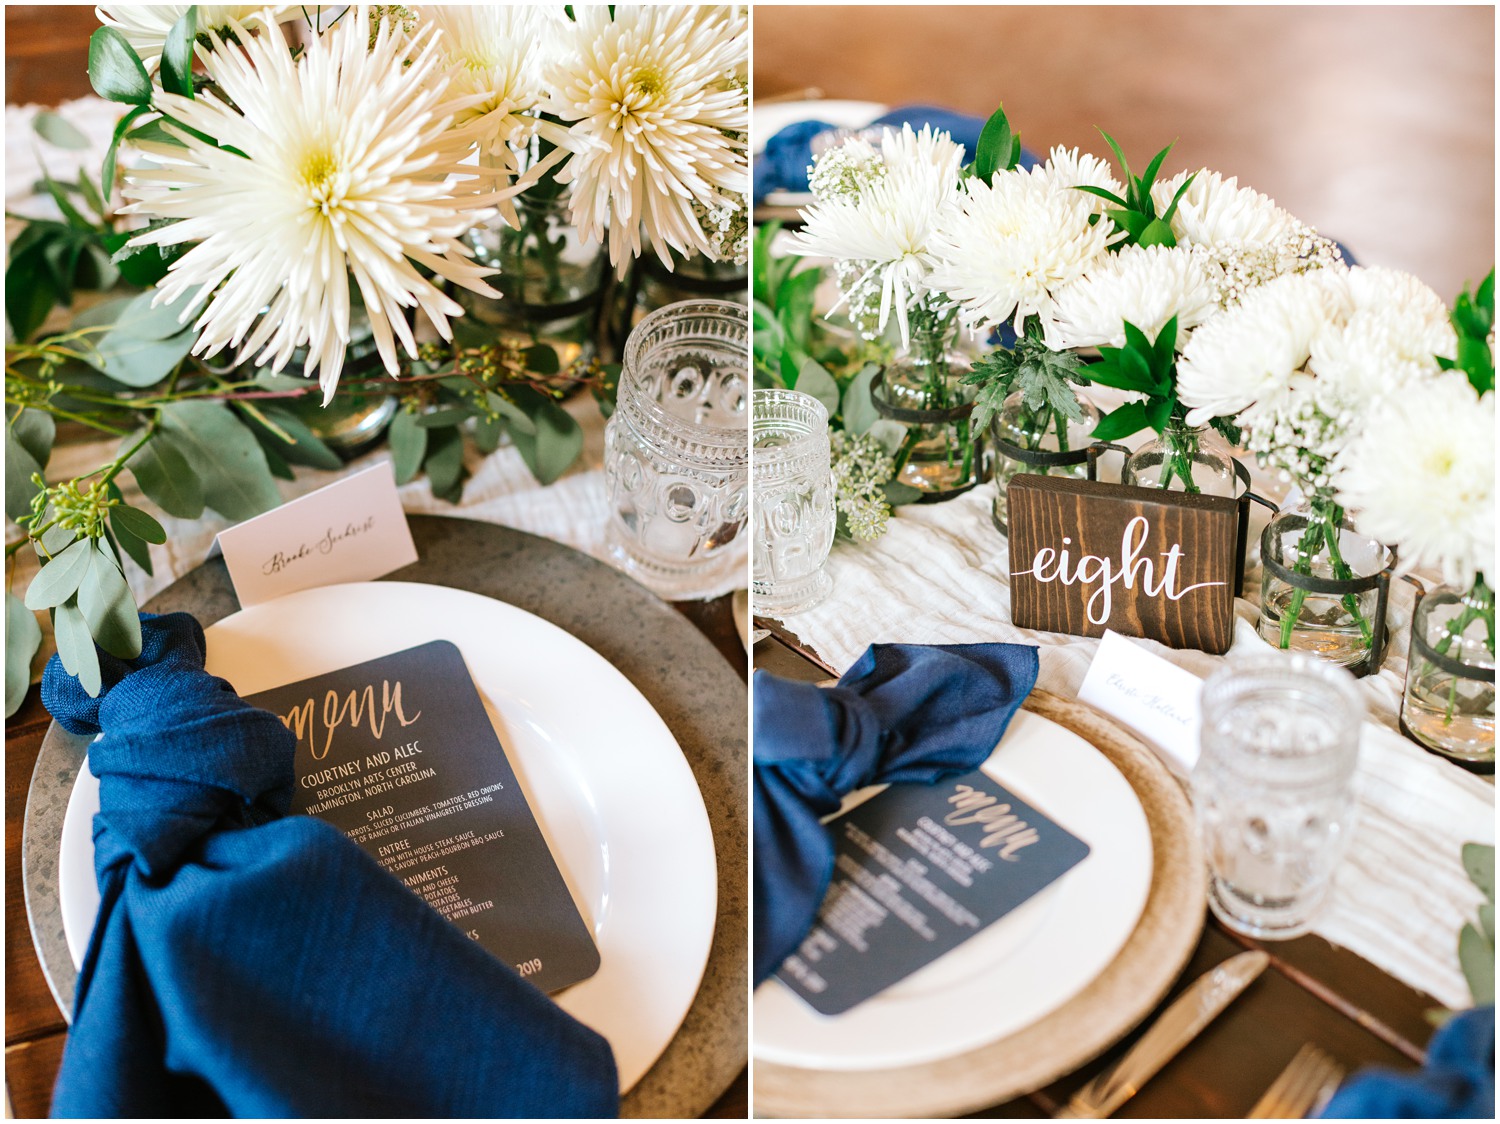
(1076, 131), (1196, 249)
(1460, 842), (1495, 1007)
(962, 321), (1088, 437)
(1439, 269), (1495, 396)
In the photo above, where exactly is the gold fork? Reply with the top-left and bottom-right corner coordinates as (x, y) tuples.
(1248, 1044), (1346, 1118)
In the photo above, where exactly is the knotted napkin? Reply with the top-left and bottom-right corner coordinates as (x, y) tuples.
(1317, 1004), (1494, 1119)
(752, 642), (1040, 984)
(42, 612), (618, 1119)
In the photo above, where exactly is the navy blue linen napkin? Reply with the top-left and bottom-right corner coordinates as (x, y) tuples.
(752, 642), (1040, 984)
(754, 104), (1040, 205)
(1317, 1005), (1494, 1119)
(41, 612), (618, 1119)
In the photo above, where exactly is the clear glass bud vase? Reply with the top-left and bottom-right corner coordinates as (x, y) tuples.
(989, 388), (1102, 535)
(1402, 577), (1495, 772)
(459, 188), (606, 369)
(1258, 494), (1394, 671)
(1122, 418), (1237, 497)
(873, 313), (981, 499)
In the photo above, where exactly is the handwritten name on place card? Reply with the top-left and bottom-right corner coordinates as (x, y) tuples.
(217, 461), (418, 607)
(1078, 629), (1204, 773)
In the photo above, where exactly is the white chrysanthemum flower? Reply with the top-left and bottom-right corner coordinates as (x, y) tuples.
(1152, 169), (1302, 247)
(1178, 268), (1352, 425)
(96, 5), (305, 70)
(788, 125), (961, 346)
(1048, 244), (1218, 350)
(417, 4), (568, 222)
(927, 164), (1115, 333)
(1310, 266), (1456, 401)
(1337, 374), (1494, 586)
(544, 4), (748, 275)
(1030, 144), (1124, 212)
(120, 9), (502, 403)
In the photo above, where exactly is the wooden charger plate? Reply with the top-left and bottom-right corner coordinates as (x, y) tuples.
(753, 690), (1205, 1119)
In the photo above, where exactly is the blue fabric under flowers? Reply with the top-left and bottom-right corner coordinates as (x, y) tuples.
(42, 612), (618, 1119)
(1317, 1004), (1494, 1119)
(752, 642), (1040, 984)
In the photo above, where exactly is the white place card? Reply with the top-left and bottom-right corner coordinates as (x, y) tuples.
(216, 461), (418, 608)
(1078, 629), (1204, 774)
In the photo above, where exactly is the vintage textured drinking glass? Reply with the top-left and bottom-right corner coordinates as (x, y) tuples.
(604, 300), (749, 599)
(1193, 655), (1363, 939)
(752, 389), (834, 614)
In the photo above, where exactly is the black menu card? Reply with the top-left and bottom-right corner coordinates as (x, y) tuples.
(246, 640), (600, 994)
(776, 769), (1091, 1015)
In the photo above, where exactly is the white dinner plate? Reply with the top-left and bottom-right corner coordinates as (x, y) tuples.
(58, 581), (718, 1094)
(752, 709), (1152, 1070)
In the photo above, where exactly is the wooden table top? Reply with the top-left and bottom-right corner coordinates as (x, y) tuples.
(753, 628), (1439, 1120)
(4, 595), (749, 1120)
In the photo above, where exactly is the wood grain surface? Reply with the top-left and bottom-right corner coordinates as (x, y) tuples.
(1008, 476), (1237, 654)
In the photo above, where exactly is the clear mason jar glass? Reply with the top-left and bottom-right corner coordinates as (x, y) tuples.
(1401, 578), (1495, 771)
(459, 188), (606, 370)
(877, 316), (981, 498)
(752, 389), (834, 615)
(1122, 418), (1237, 497)
(989, 389), (1102, 536)
(1194, 654), (1364, 939)
(638, 250), (748, 314)
(1258, 496), (1393, 671)
(603, 300), (749, 599)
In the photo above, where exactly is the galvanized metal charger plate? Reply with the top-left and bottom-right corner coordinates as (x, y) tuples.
(753, 689), (1205, 1119)
(22, 515), (747, 1120)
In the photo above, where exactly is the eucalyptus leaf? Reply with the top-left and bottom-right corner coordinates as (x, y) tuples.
(32, 111), (89, 150)
(866, 419), (907, 457)
(1459, 922), (1494, 1006)
(77, 541), (142, 658)
(88, 27), (152, 106)
(124, 429), (204, 518)
(841, 363), (881, 436)
(388, 409), (428, 485)
(109, 508), (156, 576)
(53, 597), (102, 697)
(795, 356), (840, 416)
(25, 538), (93, 610)
(883, 480), (923, 507)
(4, 428), (44, 522)
(416, 407), (478, 429)
(5, 592), (42, 718)
(471, 414), (503, 455)
(523, 344), (560, 376)
(1463, 842), (1495, 901)
(110, 503), (167, 544)
(92, 324), (196, 387)
(247, 405), (343, 470)
(1482, 902), (1496, 945)
(422, 426), (467, 500)
(506, 387), (583, 486)
(158, 401), (282, 521)
(486, 391), (538, 436)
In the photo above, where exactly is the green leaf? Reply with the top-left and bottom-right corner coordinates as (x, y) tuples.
(159, 7), (197, 97)
(388, 409), (428, 485)
(1162, 172), (1198, 225)
(32, 111), (89, 150)
(1463, 843), (1495, 902)
(416, 407), (477, 429)
(471, 414), (503, 455)
(1476, 269), (1495, 318)
(102, 220), (188, 288)
(124, 430), (204, 519)
(795, 357), (841, 416)
(1092, 401), (1151, 442)
(841, 363), (881, 435)
(1144, 398), (1174, 434)
(109, 508), (155, 576)
(77, 541), (141, 659)
(5, 410), (50, 521)
(422, 426), (467, 501)
(53, 597), (102, 698)
(1074, 184), (1129, 209)
(974, 105), (1015, 181)
(76, 169), (107, 220)
(245, 405), (342, 471)
(110, 503), (167, 544)
(883, 479), (923, 507)
(1098, 130), (1133, 195)
(1140, 142), (1174, 194)
(1106, 208), (1151, 242)
(523, 344), (560, 376)
(6, 242), (58, 342)
(1482, 902), (1496, 945)
(88, 26), (152, 105)
(38, 165), (94, 232)
(5, 592), (42, 717)
(158, 400), (282, 521)
(1137, 217), (1177, 248)
(486, 391), (538, 436)
(24, 538), (93, 610)
(506, 387), (583, 486)
(1459, 922), (1494, 1006)
(867, 419), (907, 457)
(101, 105), (150, 193)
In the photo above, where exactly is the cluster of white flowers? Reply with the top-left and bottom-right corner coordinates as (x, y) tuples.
(1047, 243), (1218, 351)
(108, 4), (749, 400)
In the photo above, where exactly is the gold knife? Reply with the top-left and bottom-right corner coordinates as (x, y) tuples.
(1056, 950), (1271, 1119)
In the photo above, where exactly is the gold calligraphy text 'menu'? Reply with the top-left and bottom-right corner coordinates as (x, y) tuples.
(942, 784), (1041, 861)
(279, 679), (422, 761)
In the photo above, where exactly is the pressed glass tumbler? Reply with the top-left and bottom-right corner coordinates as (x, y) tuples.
(1193, 654), (1363, 939)
(752, 389), (834, 615)
(604, 300), (749, 599)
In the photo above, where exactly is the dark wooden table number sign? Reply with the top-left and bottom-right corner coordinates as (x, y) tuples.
(1008, 474), (1246, 654)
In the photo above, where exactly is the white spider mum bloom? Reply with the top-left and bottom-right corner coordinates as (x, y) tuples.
(788, 126), (961, 346)
(1336, 373), (1494, 586)
(95, 5), (305, 70)
(1151, 169), (1303, 247)
(544, 4), (748, 275)
(1029, 144), (1124, 217)
(120, 9), (503, 404)
(1310, 266), (1457, 402)
(1048, 243), (1218, 351)
(1178, 268), (1352, 425)
(927, 164), (1115, 334)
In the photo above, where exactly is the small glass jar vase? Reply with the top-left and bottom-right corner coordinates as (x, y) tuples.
(752, 389), (834, 615)
(1122, 418), (1237, 497)
(989, 389), (1102, 536)
(1401, 577), (1495, 772)
(1258, 494), (1395, 673)
(603, 300), (749, 599)
(459, 188), (606, 370)
(637, 250), (748, 314)
(871, 314), (982, 499)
